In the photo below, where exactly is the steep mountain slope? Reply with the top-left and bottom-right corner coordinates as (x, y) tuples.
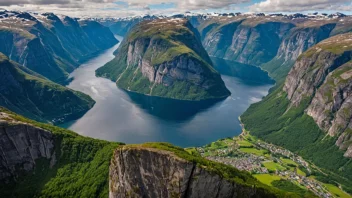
(98, 16), (157, 37)
(0, 108), (121, 198)
(79, 20), (119, 50)
(262, 22), (336, 81)
(0, 11), (118, 84)
(241, 33), (352, 194)
(96, 18), (230, 101)
(0, 53), (95, 124)
(198, 14), (352, 81)
(202, 17), (294, 66)
(0, 109), (300, 198)
(284, 33), (352, 156)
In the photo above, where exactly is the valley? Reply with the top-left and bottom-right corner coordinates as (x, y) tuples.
(59, 35), (273, 147)
(0, 6), (352, 198)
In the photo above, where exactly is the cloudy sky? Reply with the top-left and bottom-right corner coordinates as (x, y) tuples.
(0, 0), (351, 18)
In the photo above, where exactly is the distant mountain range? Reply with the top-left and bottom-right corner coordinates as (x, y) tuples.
(0, 10), (118, 84)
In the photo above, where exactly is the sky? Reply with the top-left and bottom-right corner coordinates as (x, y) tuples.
(0, 0), (351, 18)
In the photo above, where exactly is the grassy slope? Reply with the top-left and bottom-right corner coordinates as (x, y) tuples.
(0, 108), (122, 198)
(0, 54), (95, 124)
(272, 179), (314, 197)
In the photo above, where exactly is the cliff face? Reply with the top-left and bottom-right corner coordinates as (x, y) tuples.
(198, 15), (352, 82)
(0, 112), (55, 182)
(283, 33), (352, 157)
(0, 108), (120, 198)
(202, 20), (294, 66)
(109, 145), (285, 198)
(262, 23), (336, 80)
(96, 18), (230, 101)
(274, 24), (336, 65)
(0, 11), (118, 84)
(0, 53), (95, 124)
(307, 62), (352, 157)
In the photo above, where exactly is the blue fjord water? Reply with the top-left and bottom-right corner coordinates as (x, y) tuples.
(60, 36), (273, 147)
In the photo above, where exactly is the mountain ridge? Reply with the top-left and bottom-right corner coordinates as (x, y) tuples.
(0, 52), (95, 124)
(96, 18), (231, 101)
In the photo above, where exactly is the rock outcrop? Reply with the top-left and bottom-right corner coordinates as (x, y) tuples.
(0, 112), (55, 182)
(109, 145), (286, 198)
(96, 18), (230, 101)
(283, 33), (352, 157)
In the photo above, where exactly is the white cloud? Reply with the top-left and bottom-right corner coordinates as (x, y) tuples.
(250, 0), (351, 12)
(0, 0), (350, 17)
(0, 0), (250, 17)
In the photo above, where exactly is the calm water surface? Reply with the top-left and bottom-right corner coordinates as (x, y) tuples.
(60, 36), (273, 147)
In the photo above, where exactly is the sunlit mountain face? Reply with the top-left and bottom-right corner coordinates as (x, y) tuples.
(1, 1), (352, 198)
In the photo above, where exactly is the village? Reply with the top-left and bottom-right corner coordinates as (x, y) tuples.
(194, 134), (334, 198)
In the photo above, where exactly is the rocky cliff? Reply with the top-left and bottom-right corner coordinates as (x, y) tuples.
(96, 18), (230, 101)
(0, 11), (118, 84)
(262, 23), (336, 81)
(241, 33), (352, 193)
(284, 33), (352, 157)
(0, 112), (55, 182)
(198, 15), (352, 81)
(0, 53), (95, 124)
(109, 144), (294, 198)
(0, 108), (121, 198)
(202, 18), (294, 66)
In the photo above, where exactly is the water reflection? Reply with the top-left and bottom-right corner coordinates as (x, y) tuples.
(124, 91), (225, 122)
(211, 57), (275, 85)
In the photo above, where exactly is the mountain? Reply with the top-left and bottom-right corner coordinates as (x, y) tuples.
(0, 53), (95, 124)
(97, 15), (158, 37)
(284, 33), (352, 156)
(0, 108), (121, 198)
(0, 11), (118, 84)
(100, 13), (352, 83)
(241, 33), (352, 194)
(96, 18), (230, 101)
(0, 108), (299, 198)
(197, 14), (352, 81)
(201, 17), (294, 67)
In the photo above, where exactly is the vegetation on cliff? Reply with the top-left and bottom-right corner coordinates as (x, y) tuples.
(241, 33), (352, 194)
(0, 53), (95, 124)
(0, 107), (123, 198)
(96, 18), (230, 101)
